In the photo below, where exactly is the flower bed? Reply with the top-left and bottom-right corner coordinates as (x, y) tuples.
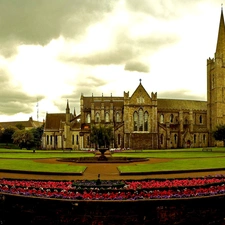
(1, 175), (225, 201)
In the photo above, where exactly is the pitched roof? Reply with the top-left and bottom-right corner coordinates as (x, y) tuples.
(44, 113), (66, 130)
(0, 117), (43, 129)
(130, 81), (151, 99)
(158, 99), (207, 111)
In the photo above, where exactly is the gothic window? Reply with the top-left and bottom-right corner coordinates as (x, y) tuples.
(72, 135), (74, 145)
(86, 113), (91, 123)
(170, 114), (174, 123)
(55, 136), (58, 145)
(160, 114), (164, 123)
(87, 136), (90, 146)
(199, 115), (202, 124)
(76, 135), (79, 145)
(194, 134), (196, 143)
(47, 135), (49, 145)
(174, 134), (177, 144)
(116, 112), (120, 122)
(118, 134), (121, 145)
(105, 112), (110, 122)
(144, 111), (148, 131)
(139, 108), (144, 131)
(161, 134), (164, 145)
(203, 134), (206, 143)
(133, 112), (138, 131)
(133, 109), (149, 131)
(50, 135), (52, 145)
(95, 113), (100, 123)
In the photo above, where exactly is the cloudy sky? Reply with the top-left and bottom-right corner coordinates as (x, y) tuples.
(0, 0), (223, 122)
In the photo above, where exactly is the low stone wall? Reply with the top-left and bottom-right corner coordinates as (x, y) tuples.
(1, 194), (225, 224)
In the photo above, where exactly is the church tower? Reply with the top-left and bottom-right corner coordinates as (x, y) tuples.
(207, 7), (225, 146)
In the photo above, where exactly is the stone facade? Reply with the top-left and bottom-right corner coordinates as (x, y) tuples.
(79, 82), (208, 150)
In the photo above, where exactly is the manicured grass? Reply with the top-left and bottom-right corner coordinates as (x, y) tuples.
(0, 159), (86, 173)
(1, 147), (225, 173)
(118, 157), (225, 173)
(114, 152), (225, 158)
(0, 152), (94, 159)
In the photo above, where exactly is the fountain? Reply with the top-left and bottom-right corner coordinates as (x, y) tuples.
(97, 147), (109, 161)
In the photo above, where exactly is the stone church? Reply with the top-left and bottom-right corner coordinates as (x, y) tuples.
(42, 8), (225, 150)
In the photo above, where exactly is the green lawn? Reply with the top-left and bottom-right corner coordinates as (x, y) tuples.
(0, 147), (225, 173)
(0, 159), (86, 173)
(118, 157), (225, 173)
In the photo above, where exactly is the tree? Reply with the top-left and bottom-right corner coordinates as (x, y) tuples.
(213, 125), (225, 146)
(31, 125), (44, 149)
(90, 125), (114, 149)
(12, 129), (34, 149)
(1, 126), (18, 145)
(15, 123), (25, 130)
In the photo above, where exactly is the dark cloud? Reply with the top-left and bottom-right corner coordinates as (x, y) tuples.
(0, 0), (117, 57)
(0, 70), (45, 115)
(124, 61), (149, 73)
(158, 89), (206, 101)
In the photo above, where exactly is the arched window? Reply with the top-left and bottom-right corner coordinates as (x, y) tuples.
(133, 112), (138, 131)
(47, 135), (49, 145)
(199, 115), (202, 124)
(116, 112), (120, 122)
(170, 114), (174, 123)
(55, 136), (58, 146)
(118, 134), (121, 145)
(194, 134), (196, 143)
(144, 111), (148, 131)
(160, 114), (164, 123)
(95, 113), (100, 123)
(86, 136), (90, 147)
(174, 134), (177, 144)
(72, 135), (74, 145)
(160, 134), (164, 145)
(203, 134), (206, 143)
(86, 113), (90, 123)
(105, 112), (110, 122)
(133, 109), (149, 131)
(138, 108), (144, 131)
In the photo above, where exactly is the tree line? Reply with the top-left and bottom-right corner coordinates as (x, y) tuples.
(0, 124), (44, 149)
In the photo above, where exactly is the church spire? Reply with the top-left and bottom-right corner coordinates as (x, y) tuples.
(66, 99), (70, 114)
(215, 6), (225, 59)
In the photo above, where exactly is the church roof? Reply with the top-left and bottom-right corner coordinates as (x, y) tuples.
(130, 80), (151, 99)
(44, 113), (80, 130)
(44, 113), (66, 130)
(216, 7), (225, 58)
(158, 99), (207, 111)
